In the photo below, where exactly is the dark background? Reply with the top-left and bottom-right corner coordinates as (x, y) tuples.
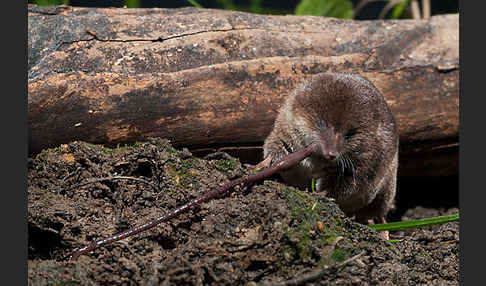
(29, 0), (459, 20)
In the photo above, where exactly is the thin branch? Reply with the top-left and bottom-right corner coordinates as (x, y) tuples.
(378, 0), (402, 19)
(422, 0), (431, 19)
(69, 143), (319, 260)
(273, 251), (365, 285)
(64, 176), (159, 191)
(410, 0), (422, 19)
(60, 167), (83, 183)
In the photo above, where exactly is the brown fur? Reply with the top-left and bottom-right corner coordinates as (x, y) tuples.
(263, 73), (399, 224)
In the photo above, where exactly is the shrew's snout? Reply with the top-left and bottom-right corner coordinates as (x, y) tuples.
(318, 128), (343, 160)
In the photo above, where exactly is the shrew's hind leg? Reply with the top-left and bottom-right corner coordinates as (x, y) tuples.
(354, 189), (394, 240)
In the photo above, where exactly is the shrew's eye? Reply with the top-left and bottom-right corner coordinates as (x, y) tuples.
(345, 128), (358, 139)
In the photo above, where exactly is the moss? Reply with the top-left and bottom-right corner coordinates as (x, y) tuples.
(99, 138), (177, 155)
(166, 167), (181, 185)
(279, 186), (323, 259)
(178, 160), (204, 188)
(180, 157), (201, 170)
(330, 248), (352, 263)
(35, 149), (49, 162)
(212, 156), (240, 173)
(102, 141), (144, 155)
(276, 184), (364, 271)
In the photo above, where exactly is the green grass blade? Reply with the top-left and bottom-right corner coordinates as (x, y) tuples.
(188, 0), (204, 8)
(250, 0), (262, 14)
(35, 0), (67, 5)
(124, 0), (140, 8)
(391, 0), (409, 19)
(217, 0), (236, 10)
(369, 213), (459, 232)
(387, 239), (402, 243)
(311, 178), (316, 192)
(295, 0), (353, 19)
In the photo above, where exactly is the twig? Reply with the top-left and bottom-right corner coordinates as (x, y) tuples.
(410, 0), (421, 19)
(60, 167), (83, 183)
(273, 251), (365, 286)
(69, 143), (319, 260)
(378, 0), (402, 19)
(64, 176), (159, 191)
(422, 0), (430, 19)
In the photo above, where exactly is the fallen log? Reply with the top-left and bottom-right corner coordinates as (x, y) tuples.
(28, 5), (458, 178)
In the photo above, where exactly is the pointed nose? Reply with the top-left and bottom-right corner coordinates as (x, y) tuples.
(323, 150), (337, 160)
(319, 142), (338, 160)
(318, 127), (341, 160)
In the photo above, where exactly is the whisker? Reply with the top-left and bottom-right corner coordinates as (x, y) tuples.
(340, 155), (345, 175)
(336, 155), (343, 181)
(341, 154), (355, 185)
(347, 155), (357, 185)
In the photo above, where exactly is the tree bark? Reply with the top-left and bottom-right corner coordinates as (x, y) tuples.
(28, 5), (458, 178)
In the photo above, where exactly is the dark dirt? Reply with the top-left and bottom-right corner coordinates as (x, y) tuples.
(28, 138), (459, 285)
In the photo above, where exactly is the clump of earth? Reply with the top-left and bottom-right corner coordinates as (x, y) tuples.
(28, 138), (459, 285)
